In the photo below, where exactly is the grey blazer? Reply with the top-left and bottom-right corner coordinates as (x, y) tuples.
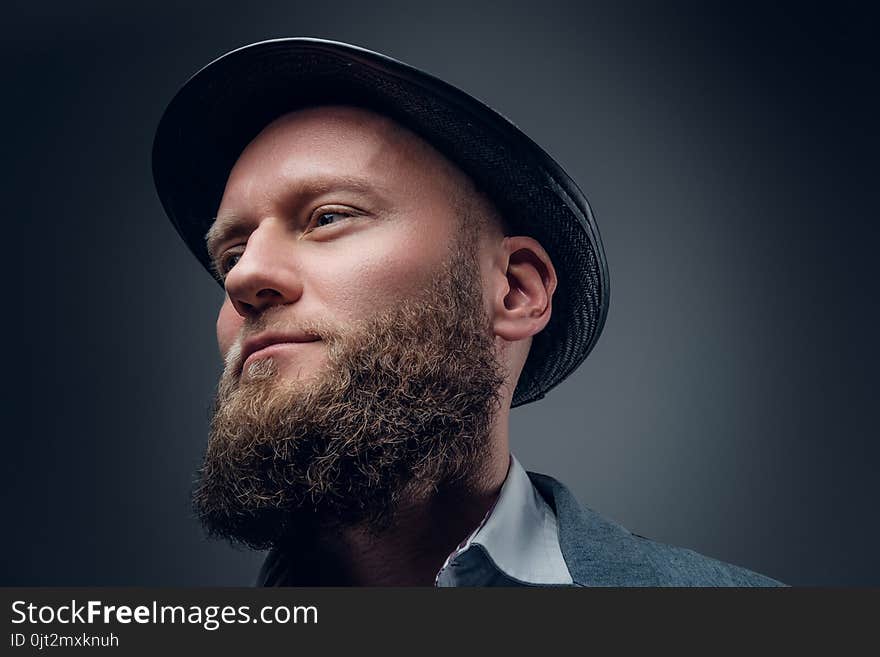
(527, 471), (786, 586)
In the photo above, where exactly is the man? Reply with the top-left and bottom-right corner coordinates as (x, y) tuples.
(152, 38), (784, 586)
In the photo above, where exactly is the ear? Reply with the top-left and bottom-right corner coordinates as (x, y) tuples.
(491, 236), (557, 342)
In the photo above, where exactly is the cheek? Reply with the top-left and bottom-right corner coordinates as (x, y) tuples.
(320, 229), (446, 314)
(216, 298), (243, 356)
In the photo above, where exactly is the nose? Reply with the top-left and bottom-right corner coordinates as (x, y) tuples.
(223, 219), (303, 317)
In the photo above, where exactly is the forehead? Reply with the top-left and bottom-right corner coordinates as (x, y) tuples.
(218, 105), (470, 211)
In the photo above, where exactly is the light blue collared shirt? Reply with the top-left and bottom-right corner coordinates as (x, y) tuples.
(434, 454), (574, 587)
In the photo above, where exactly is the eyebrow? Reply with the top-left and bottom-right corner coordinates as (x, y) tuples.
(204, 176), (391, 261)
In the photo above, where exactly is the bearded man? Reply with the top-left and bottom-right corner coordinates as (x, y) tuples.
(152, 38), (784, 586)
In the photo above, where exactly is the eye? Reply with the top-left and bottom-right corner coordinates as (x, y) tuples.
(307, 207), (359, 233)
(217, 251), (242, 277)
(314, 211), (351, 228)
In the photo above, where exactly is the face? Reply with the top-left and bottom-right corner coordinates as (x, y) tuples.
(194, 105), (508, 548)
(210, 105), (489, 383)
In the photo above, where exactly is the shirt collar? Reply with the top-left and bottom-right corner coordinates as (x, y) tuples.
(435, 454), (573, 586)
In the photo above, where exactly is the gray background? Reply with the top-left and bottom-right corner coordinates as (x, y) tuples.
(4, 1), (876, 586)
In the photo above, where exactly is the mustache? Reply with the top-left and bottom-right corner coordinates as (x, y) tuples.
(224, 307), (345, 376)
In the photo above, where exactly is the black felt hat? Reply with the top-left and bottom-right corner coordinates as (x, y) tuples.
(151, 37), (609, 407)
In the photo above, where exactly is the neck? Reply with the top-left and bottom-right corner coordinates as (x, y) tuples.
(282, 420), (512, 586)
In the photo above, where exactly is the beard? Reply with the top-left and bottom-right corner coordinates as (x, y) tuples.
(193, 237), (507, 550)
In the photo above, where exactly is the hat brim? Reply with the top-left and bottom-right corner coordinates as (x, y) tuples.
(151, 37), (609, 407)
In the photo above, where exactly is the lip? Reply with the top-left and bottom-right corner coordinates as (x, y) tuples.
(240, 331), (321, 373)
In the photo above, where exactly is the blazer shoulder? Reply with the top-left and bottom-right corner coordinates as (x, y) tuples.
(620, 531), (787, 587)
(527, 471), (787, 587)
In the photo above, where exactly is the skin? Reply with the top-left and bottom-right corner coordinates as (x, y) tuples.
(208, 105), (557, 585)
